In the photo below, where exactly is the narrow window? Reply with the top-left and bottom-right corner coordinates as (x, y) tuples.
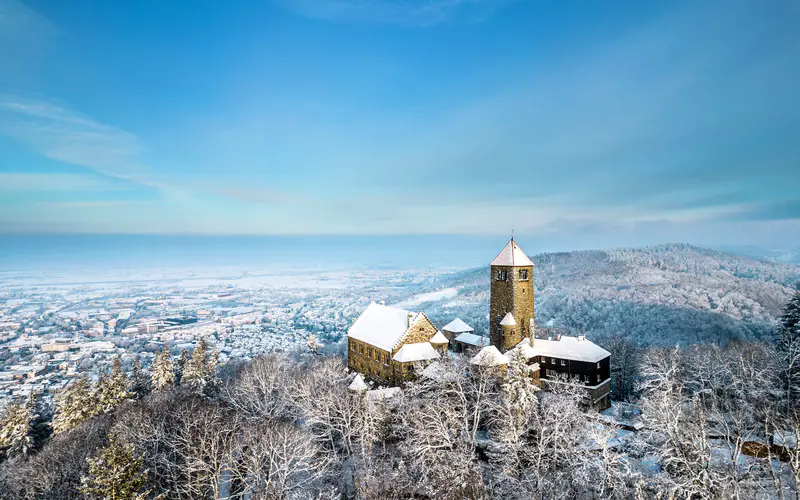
(597, 362), (601, 369)
(519, 269), (528, 280)
(560, 359), (566, 366)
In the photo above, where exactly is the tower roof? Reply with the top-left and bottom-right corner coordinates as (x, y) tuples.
(500, 312), (517, 326)
(490, 239), (534, 267)
(430, 330), (449, 345)
(442, 318), (474, 333)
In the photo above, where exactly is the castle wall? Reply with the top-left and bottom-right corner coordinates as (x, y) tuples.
(348, 338), (392, 383)
(489, 265), (534, 351)
(348, 314), (439, 385)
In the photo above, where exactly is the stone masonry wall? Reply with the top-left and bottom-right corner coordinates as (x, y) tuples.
(490, 265), (534, 352)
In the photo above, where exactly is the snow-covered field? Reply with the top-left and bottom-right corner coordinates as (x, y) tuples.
(391, 287), (459, 308)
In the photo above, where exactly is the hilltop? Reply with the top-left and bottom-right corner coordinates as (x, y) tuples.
(402, 244), (800, 346)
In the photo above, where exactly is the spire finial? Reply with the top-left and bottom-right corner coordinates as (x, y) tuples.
(511, 227), (515, 241)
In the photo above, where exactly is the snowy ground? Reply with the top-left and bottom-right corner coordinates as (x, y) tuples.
(391, 287), (459, 308)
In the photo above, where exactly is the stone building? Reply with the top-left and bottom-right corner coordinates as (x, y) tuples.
(489, 238), (535, 351)
(485, 238), (612, 409)
(346, 238), (613, 408)
(442, 318), (474, 345)
(347, 302), (440, 384)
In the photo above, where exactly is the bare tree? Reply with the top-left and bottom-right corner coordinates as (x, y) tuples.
(231, 420), (334, 499)
(220, 355), (296, 420)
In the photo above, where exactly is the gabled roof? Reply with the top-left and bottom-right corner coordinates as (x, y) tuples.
(392, 342), (440, 363)
(347, 302), (421, 352)
(430, 330), (449, 345)
(490, 238), (534, 267)
(470, 345), (509, 367)
(442, 318), (474, 333)
(531, 335), (611, 363)
(454, 332), (489, 347)
(500, 312), (517, 326)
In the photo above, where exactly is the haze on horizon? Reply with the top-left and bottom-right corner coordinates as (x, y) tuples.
(0, 0), (798, 249)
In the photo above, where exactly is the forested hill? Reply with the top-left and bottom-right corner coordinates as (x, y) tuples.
(415, 244), (800, 347)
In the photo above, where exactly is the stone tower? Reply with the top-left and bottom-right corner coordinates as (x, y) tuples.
(489, 238), (535, 352)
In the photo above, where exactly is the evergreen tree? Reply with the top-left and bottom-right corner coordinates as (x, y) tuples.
(129, 356), (150, 397)
(80, 435), (151, 500)
(150, 346), (175, 392)
(52, 375), (97, 434)
(502, 350), (539, 415)
(183, 337), (219, 395)
(97, 357), (132, 413)
(174, 349), (189, 386)
(307, 334), (323, 354)
(777, 290), (800, 411)
(0, 395), (35, 459)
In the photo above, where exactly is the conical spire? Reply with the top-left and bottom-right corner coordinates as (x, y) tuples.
(490, 238), (534, 266)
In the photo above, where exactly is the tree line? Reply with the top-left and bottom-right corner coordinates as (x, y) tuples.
(0, 291), (798, 499)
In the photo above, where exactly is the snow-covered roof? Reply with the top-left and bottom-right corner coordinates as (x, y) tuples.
(470, 346), (509, 367)
(507, 338), (536, 360)
(347, 302), (421, 352)
(500, 312), (516, 326)
(454, 332), (489, 347)
(490, 239), (534, 267)
(392, 342), (440, 363)
(348, 373), (368, 392)
(532, 335), (611, 363)
(442, 318), (474, 333)
(430, 330), (449, 345)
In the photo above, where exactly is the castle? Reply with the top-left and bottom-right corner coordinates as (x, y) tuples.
(347, 238), (612, 409)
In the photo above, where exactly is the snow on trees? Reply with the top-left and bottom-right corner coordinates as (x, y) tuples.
(52, 375), (98, 434)
(150, 345), (175, 392)
(6, 337), (800, 499)
(97, 357), (132, 414)
(79, 435), (151, 500)
(778, 290), (800, 412)
(181, 337), (219, 396)
(0, 396), (35, 460)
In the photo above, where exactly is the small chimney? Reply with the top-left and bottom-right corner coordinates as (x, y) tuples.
(408, 312), (414, 327)
(578, 335), (585, 342)
(379, 300), (385, 306)
(556, 334), (562, 341)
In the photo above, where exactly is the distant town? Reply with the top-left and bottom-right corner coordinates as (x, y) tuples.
(0, 266), (444, 408)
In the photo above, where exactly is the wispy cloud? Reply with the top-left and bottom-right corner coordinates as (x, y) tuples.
(41, 200), (146, 208)
(209, 186), (301, 205)
(0, 96), (145, 178)
(0, 0), (56, 68)
(0, 173), (113, 191)
(274, 0), (515, 25)
(0, 95), (187, 199)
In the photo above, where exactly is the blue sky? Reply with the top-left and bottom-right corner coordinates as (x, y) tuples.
(0, 0), (798, 247)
